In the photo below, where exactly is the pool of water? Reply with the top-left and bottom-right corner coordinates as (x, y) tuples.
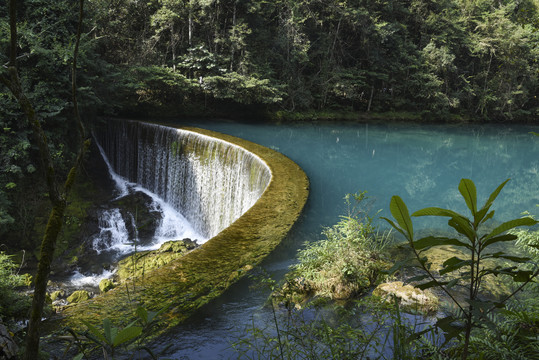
(152, 119), (539, 358)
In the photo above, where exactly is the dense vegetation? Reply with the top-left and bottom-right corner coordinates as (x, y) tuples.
(0, 1), (538, 358)
(1, 0), (539, 251)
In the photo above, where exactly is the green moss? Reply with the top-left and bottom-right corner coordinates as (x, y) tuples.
(67, 290), (90, 304)
(99, 279), (115, 293)
(116, 240), (197, 281)
(58, 124), (309, 340)
(50, 290), (66, 301)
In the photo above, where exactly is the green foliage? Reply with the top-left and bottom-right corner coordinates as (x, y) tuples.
(514, 228), (539, 259)
(383, 178), (538, 359)
(468, 300), (539, 359)
(288, 192), (391, 300)
(63, 305), (169, 359)
(0, 252), (31, 323)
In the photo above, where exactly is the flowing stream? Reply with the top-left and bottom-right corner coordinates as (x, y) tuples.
(145, 119), (538, 359)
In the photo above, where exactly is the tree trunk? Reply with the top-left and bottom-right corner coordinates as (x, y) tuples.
(0, 0), (88, 358)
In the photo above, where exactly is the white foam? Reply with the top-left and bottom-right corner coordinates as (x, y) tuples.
(69, 268), (116, 287)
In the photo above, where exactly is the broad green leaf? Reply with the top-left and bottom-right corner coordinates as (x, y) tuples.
(413, 207), (465, 219)
(136, 306), (148, 323)
(481, 233), (517, 249)
(479, 179), (510, 216)
(440, 257), (472, 276)
(112, 326), (143, 347)
(388, 196), (413, 240)
(446, 278), (459, 288)
(413, 236), (472, 251)
(447, 217), (475, 241)
(484, 217), (538, 240)
(483, 252), (531, 263)
(416, 279), (450, 290)
(407, 274), (430, 283)
(483, 210), (495, 223)
(435, 316), (464, 343)
(103, 318), (112, 344)
(513, 270), (534, 282)
(73, 354), (84, 360)
(381, 217), (406, 239)
(385, 258), (414, 275)
(81, 320), (107, 344)
(459, 179), (477, 215)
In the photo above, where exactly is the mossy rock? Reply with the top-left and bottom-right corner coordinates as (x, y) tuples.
(422, 245), (512, 299)
(117, 239), (198, 281)
(373, 281), (438, 313)
(99, 279), (116, 293)
(50, 290), (66, 301)
(67, 290), (90, 304)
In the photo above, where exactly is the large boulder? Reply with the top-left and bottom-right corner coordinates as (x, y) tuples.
(373, 281), (438, 313)
(99, 279), (116, 293)
(67, 290), (91, 304)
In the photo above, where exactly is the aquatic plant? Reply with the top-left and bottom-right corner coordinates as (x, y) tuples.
(383, 178), (538, 360)
(287, 192), (392, 300)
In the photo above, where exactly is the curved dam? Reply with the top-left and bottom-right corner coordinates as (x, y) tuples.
(60, 119), (309, 334)
(95, 119), (272, 239)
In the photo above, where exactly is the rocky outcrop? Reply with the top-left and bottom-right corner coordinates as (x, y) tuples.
(0, 322), (18, 359)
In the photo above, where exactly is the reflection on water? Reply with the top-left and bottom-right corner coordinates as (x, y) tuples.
(156, 120), (539, 358)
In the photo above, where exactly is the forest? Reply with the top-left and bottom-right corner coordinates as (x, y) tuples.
(1, 0), (539, 359)
(2, 0), (539, 241)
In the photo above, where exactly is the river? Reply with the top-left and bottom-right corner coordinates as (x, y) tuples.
(141, 119), (538, 359)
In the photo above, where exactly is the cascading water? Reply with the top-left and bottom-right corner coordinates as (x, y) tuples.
(95, 120), (272, 239)
(92, 208), (131, 254)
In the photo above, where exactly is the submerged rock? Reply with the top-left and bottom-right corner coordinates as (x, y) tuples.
(373, 281), (438, 313)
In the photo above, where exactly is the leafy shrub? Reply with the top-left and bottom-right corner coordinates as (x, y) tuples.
(383, 178), (538, 359)
(287, 192), (392, 300)
(0, 252), (31, 323)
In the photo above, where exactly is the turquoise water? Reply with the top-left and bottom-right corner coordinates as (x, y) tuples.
(156, 120), (539, 358)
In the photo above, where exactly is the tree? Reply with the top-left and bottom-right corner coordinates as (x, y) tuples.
(0, 0), (89, 357)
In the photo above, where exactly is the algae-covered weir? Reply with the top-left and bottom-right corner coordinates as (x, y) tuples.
(60, 119), (309, 334)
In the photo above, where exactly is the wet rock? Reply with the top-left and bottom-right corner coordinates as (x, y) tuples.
(50, 290), (66, 301)
(99, 279), (115, 293)
(373, 281), (438, 313)
(0, 321), (18, 359)
(117, 239), (199, 281)
(112, 191), (162, 244)
(67, 290), (91, 304)
(158, 239), (197, 253)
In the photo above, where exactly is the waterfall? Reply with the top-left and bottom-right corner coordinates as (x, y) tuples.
(95, 120), (272, 239)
